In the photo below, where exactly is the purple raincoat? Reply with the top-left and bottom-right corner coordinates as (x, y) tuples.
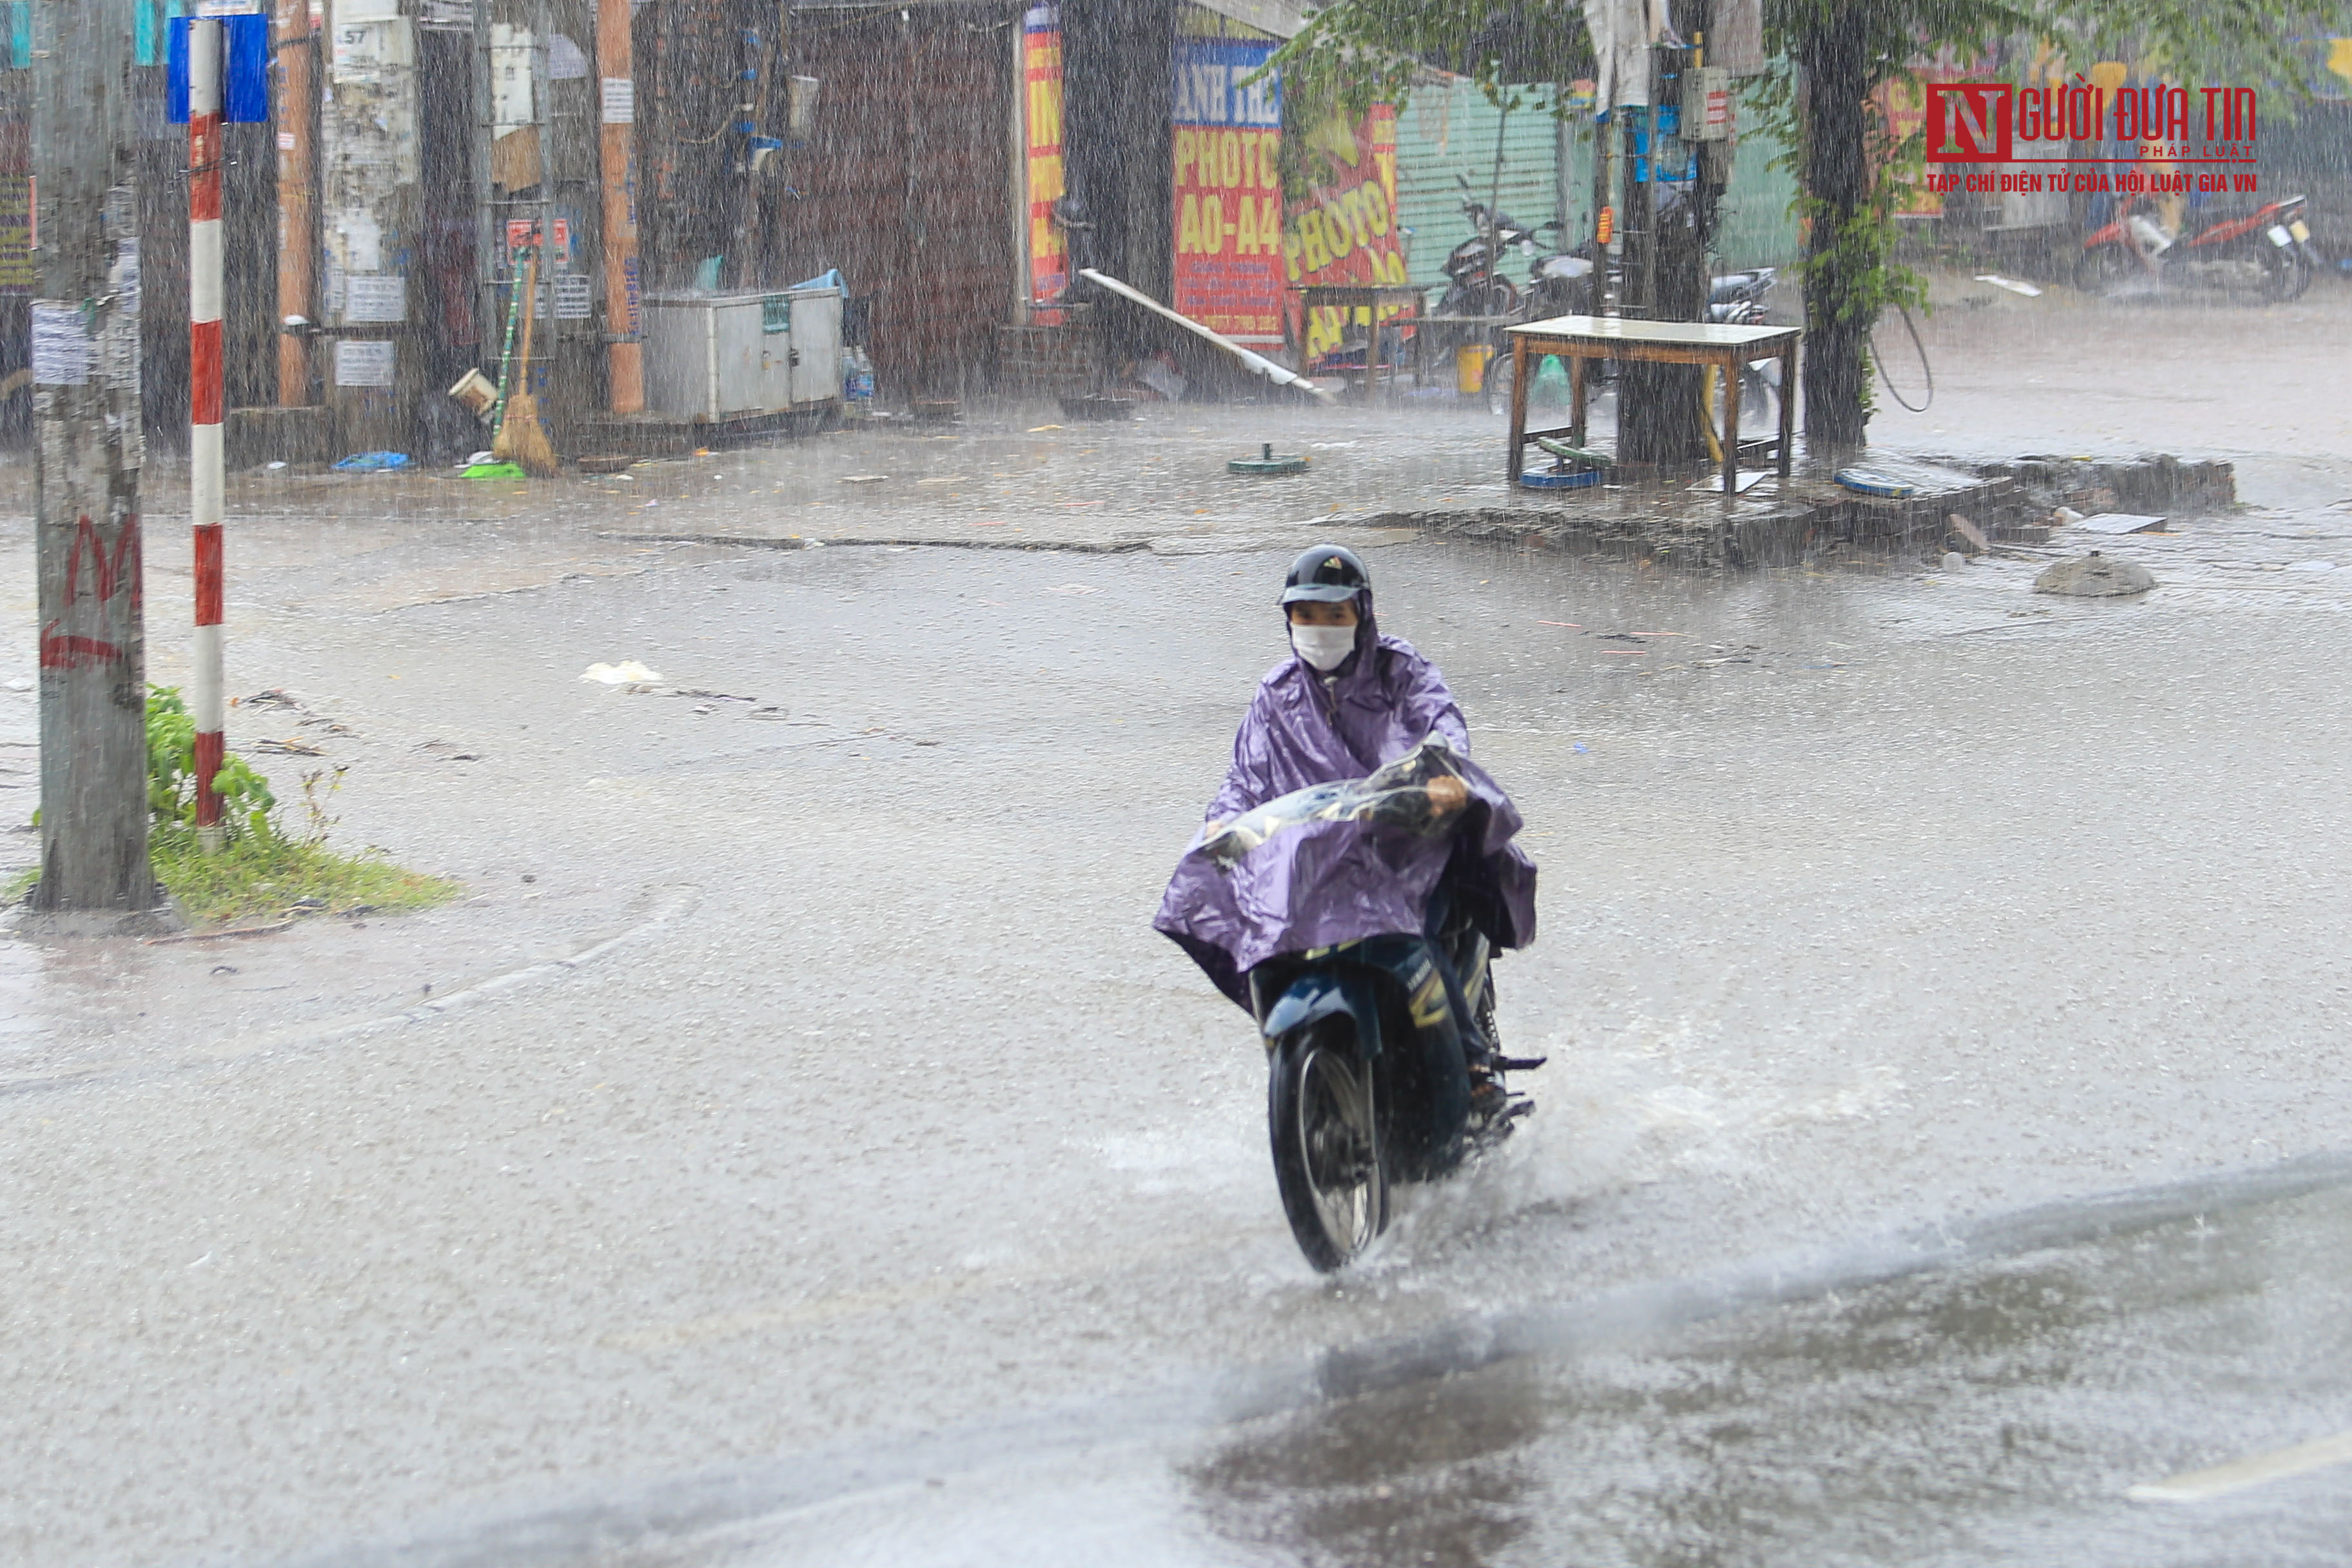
(1155, 598), (1538, 1008)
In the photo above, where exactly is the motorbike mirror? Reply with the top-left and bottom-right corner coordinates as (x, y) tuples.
(1456, 173), (1472, 189)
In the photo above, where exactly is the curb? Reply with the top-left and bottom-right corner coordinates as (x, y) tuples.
(1384, 451), (2235, 571)
(596, 531), (1153, 554)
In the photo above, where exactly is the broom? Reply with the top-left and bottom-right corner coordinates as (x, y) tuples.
(493, 250), (560, 477)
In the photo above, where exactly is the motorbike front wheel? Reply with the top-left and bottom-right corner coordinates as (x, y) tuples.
(1484, 351), (1596, 421)
(2257, 246), (2314, 304)
(1269, 1020), (1388, 1271)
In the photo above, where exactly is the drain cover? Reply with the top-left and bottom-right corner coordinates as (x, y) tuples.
(1230, 442), (1309, 476)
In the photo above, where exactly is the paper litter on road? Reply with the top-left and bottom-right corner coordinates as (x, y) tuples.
(1974, 274), (2044, 297)
(581, 661), (664, 685)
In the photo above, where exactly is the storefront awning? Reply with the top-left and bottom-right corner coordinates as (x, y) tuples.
(1190, 0), (1306, 40)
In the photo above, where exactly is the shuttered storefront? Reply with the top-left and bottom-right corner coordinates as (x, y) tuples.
(788, 3), (1021, 400)
(1393, 82), (1574, 293)
(1395, 77), (1801, 286)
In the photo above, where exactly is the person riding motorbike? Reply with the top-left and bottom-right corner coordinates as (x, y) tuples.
(1155, 545), (1538, 1113)
(1202, 545), (1472, 839)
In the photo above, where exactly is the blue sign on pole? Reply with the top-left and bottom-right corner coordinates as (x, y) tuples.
(222, 13), (269, 122)
(166, 15), (190, 122)
(167, 12), (272, 125)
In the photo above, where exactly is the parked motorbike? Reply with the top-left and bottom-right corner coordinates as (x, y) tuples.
(1205, 741), (1541, 1271)
(1708, 267), (1783, 433)
(1435, 175), (1556, 320)
(2077, 192), (2317, 302)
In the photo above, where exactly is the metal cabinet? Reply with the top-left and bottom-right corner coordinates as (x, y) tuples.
(642, 289), (845, 421)
(781, 289), (843, 407)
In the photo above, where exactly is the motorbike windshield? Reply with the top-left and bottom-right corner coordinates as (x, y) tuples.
(1155, 738), (1538, 1010)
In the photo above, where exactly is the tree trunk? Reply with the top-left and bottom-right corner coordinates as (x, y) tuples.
(1796, 8), (1872, 451)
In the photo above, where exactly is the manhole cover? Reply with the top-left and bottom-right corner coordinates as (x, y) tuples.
(1230, 443), (1309, 476)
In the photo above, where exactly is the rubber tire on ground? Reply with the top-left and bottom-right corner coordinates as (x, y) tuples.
(1268, 1021), (1388, 1273)
(2256, 246), (2314, 304)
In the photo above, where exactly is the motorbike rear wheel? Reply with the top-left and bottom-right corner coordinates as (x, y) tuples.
(2074, 246), (2137, 297)
(1269, 1020), (1388, 1272)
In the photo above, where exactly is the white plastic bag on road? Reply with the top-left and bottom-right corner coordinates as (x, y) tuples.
(580, 661), (664, 685)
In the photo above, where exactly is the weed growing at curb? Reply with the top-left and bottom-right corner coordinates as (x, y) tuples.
(15, 687), (462, 926)
(148, 821), (460, 926)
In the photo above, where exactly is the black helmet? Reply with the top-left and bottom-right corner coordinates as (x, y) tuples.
(1280, 544), (1371, 605)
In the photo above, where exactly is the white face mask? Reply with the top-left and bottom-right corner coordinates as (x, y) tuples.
(1291, 623), (1356, 672)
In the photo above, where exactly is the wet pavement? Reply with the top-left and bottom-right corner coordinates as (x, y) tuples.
(650, 1161), (2352, 1568)
(3, 284), (2352, 1566)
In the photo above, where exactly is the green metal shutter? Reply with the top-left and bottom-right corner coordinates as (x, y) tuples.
(1394, 78), (1801, 284)
(1710, 117), (1803, 270)
(1394, 82), (1576, 293)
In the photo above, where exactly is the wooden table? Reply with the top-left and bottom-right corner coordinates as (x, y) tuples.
(1503, 315), (1801, 497)
(1298, 284), (1427, 400)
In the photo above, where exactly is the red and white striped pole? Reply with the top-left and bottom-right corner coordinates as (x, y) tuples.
(188, 17), (228, 848)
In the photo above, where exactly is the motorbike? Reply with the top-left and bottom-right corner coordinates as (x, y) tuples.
(2077, 191), (2317, 302)
(1203, 741), (1541, 1271)
(1707, 267), (1784, 433)
(1435, 175), (1557, 320)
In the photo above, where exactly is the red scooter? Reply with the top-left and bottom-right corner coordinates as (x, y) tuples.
(2077, 191), (2317, 302)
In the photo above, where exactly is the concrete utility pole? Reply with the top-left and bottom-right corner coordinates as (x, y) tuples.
(27, 3), (159, 914)
(319, 0), (424, 456)
(596, 0), (644, 413)
(275, 0), (318, 408)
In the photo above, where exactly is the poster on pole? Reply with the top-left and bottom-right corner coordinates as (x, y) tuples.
(1170, 34), (1284, 344)
(343, 275), (407, 323)
(1021, 6), (1066, 323)
(335, 338), (397, 388)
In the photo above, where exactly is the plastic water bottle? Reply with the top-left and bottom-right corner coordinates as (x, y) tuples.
(843, 346), (875, 411)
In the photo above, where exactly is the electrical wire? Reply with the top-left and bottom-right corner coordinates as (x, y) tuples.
(1872, 302), (1933, 413)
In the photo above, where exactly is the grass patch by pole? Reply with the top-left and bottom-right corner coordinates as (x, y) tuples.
(12, 686), (461, 926)
(146, 823), (460, 925)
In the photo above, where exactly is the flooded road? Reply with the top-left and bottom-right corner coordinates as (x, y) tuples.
(4, 288), (2352, 1565)
(733, 1161), (2352, 1568)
